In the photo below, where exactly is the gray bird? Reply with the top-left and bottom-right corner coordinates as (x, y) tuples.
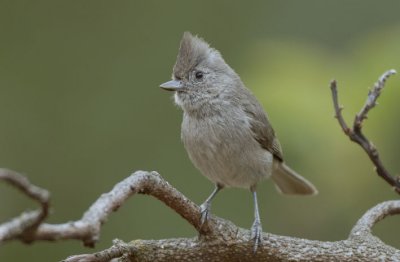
(160, 32), (317, 252)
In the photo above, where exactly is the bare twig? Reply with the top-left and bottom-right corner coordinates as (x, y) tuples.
(355, 69), (397, 129)
(330, 80), (351, 134)
(0, 168), (50, 243)
(330, 70), (400, 193)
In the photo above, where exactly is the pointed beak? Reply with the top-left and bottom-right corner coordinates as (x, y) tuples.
(160, 80), (184, 91)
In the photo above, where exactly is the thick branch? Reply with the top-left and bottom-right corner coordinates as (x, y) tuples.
(330, 70), (400, 193)
(64, 239), (136, 262)
(63, 178), (400, 262)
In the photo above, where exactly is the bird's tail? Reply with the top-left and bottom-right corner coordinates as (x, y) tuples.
(271, 162), (318, 195)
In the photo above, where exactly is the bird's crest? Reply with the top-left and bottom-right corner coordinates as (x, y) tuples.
(173, 32), (215, 78)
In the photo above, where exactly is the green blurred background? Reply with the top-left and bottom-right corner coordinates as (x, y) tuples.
(1, 1), (400, 260)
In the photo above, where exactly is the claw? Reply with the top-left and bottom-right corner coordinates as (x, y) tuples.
(250, 188), (262, 253)
(250, 219), (262, 253)
(198, 184), (222, 229)
(199, 202), (211, 227)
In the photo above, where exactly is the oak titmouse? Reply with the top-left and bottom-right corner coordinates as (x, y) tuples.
(160, 32), (317, 251)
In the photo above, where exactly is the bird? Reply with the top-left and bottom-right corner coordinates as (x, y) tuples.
(160, 32), (317, 252)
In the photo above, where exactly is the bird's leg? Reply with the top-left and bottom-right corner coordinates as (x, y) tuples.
(199, 183), (223, 226)
(250, 186), (262, 253)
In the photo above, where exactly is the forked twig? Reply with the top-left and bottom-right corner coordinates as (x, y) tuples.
(0, 168), (50, 243)
(330, 70), (400, 193)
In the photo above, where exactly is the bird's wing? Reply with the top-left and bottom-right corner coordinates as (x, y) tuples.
(242, 92), (284, 161)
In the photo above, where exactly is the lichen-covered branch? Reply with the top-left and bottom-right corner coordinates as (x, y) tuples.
(63, 189), (400, 262)
(330, 70), (400, 193)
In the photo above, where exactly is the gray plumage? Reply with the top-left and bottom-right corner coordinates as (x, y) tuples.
(160, 32), (317, 251)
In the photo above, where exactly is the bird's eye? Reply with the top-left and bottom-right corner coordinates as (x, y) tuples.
(195, 71), (204, 80)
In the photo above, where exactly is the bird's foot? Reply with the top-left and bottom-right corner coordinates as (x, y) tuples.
(250, 218), (262, 253)
(199, 201), (211, 227)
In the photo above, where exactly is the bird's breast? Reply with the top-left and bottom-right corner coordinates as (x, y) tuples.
(181, 112), (273, 188)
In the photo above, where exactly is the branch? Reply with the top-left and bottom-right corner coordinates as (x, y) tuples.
(63, 185), (400, 262)
(1, 169), (400, 261)
(0, 168), (50, 244)
(0, 169), (218, 248)
(330, 70), (400, 193)
(350, 200), (400, 238)
(63, 239), (136, 262)
(355, 69), (397, 128)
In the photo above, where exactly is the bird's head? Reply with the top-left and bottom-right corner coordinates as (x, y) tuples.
(160, 32), (239, 112)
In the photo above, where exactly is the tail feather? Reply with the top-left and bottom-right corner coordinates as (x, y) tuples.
(271, 162), (318, 195)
